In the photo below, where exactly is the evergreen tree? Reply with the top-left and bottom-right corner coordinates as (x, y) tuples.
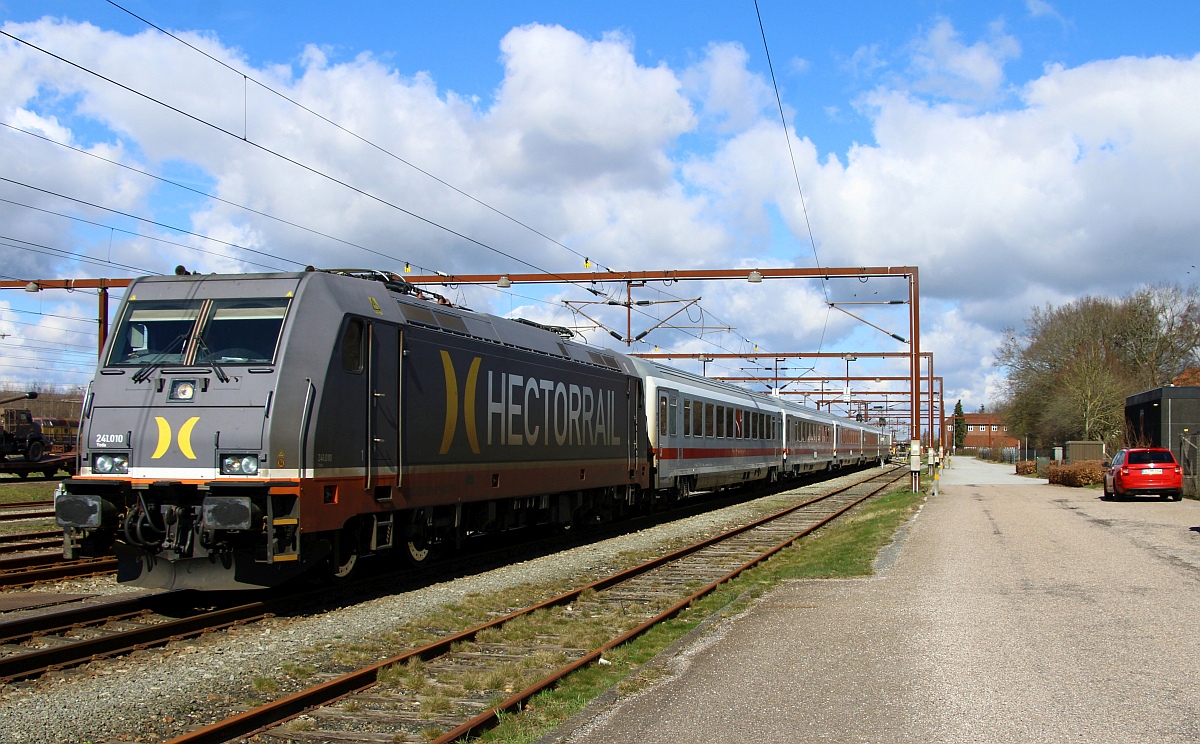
(953, 399), (966, 450)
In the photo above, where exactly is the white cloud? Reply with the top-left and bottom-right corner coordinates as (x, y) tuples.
(682, 42), (772, 134)
(906, 18), (1020, 103)
(1026, 0), (1068, 28)
(1, 15), (1198, 414)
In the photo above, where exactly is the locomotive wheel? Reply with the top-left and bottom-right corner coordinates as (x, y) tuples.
(402, 540), (432, 567)
(24, 440), (44, 462)
(330, 526), (361, 581)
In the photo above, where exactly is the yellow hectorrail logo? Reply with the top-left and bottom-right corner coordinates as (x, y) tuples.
(151, 416), (200, 460)
(439, 351), (481, 455)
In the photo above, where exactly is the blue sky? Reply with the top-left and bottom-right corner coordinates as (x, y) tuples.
(1, 0), (1198, 420)
(13, 1), (1198, 157)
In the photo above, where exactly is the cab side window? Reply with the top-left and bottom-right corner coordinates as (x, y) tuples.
(341, 318), (364, 373)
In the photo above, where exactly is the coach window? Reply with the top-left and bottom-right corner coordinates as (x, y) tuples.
(683, 400), (692, 436)
(659, 396), (668, 436)
(726, 407), (734, 439)
(693, 400), (703, 438)
(705, 403), (715, 437)
(669, 396), (679, 437)
(341, 318), (364, 373)
(716, 406), (725, 438)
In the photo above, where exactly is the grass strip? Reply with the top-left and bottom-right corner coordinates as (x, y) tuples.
(476, 486), (926, 743)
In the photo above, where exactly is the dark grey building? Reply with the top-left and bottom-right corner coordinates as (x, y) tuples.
(1126, 387), (1200, 454)
(1125, 386), (1200, 495)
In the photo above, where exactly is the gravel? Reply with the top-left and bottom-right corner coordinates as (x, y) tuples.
(0, 468), (881, 744)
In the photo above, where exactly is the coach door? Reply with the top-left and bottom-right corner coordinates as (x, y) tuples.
(628, 379), (641, 477)
(657, 388), (681, 473)
(367, 322), (401, 494)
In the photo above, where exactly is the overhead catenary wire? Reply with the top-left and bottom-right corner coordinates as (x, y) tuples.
(753, 0), (828, 307)
(104, 0), (619, 275)
(9, 16), (774, 360)
(0, 122), (435, 275)
(0, 331), (96, 351)
(0, 191), (287, 273)
(0, 305), (96, 324)
(0, 28), (601, 292)
(0, 234), (160, 276)
(0, 176), (307, 269)
(2, 22), (775, 372)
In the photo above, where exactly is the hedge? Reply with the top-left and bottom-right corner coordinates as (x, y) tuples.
(1047, 460), (1105, 487)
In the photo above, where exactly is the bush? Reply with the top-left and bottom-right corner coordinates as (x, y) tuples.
(1015, 460), (1037, 475)
(1047, 460), (1105, 487)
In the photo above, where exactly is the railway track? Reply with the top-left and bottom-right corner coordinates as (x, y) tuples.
(0, 500), (53, 510)
(0, 591), (279, 684)
(0, 530), (62, 555)
(0, 555), (116, 589)
(167, 466), (908, 744)
(0, 506), (55, 523)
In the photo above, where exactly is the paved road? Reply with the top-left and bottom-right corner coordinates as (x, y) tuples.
(562, 458), (1200, 743)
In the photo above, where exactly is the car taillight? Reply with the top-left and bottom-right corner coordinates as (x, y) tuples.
(1121, 467), (1129, 476)
(1175, 466), (1181, 474)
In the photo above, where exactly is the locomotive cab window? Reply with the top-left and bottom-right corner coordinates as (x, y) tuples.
(341, 318), (365, 373)
(196, 299), (289, 364)
(107, 300), (202, 366)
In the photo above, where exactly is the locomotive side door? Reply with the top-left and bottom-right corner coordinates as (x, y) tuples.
(367, 321), (401, 493)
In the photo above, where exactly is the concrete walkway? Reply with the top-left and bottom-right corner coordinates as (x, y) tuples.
(561, 458), (1200, 743)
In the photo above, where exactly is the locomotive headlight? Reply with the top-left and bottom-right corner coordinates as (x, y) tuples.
(169, 379), (197, 401)
(92, 454), (128, 474)
(221, 454), (259, 475)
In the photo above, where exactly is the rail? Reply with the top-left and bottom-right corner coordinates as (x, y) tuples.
(166, 466), (908, 744)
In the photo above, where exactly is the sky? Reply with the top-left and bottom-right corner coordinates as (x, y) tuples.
(1, 0), (1198, 423)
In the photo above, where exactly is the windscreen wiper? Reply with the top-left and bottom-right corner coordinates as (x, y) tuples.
(194, 337), (230, 383)
(131, 332), (190, 383)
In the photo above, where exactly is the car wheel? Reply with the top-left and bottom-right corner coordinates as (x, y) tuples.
(1102, 481), (1111, 500)
(24, 440), (44, 462)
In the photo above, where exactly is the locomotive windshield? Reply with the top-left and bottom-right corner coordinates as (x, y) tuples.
(107, 300), (202, 366)
(107, 297), (290, 367)
(195, 299), (289, 364)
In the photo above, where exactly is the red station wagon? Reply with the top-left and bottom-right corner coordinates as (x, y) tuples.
(1103, 447), (1183, 501)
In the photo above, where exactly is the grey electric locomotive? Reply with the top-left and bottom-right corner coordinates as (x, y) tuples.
(55, 269), (652, 589)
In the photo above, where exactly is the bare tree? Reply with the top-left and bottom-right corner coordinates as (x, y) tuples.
(996, 284), (1200, 449)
